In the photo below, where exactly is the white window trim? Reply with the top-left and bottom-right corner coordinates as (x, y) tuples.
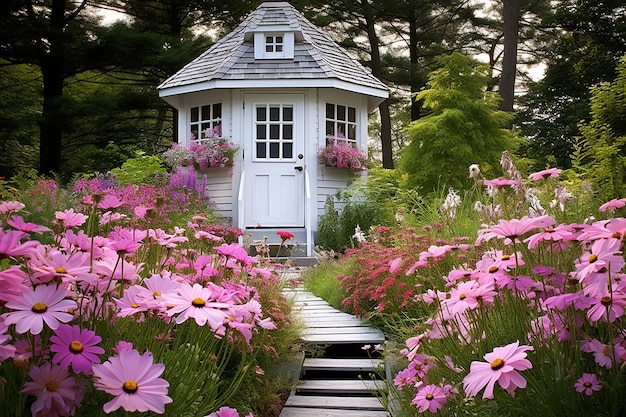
(254, 32), (294, 59)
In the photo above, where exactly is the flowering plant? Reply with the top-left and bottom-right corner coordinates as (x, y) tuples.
(0, 176), (294, 417)
(162, 126), (239, 169)
(319, 134), (368, 171)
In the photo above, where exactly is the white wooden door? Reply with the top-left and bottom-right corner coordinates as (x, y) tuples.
(244, 94), (305, 228)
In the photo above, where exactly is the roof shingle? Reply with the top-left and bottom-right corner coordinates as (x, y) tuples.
(158, 2), (388, 95)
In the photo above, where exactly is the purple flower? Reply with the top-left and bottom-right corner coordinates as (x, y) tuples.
(574, 373), (602, 396)
(50, 324), (105, 374)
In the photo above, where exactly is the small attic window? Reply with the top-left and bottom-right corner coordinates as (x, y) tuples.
(254, 32), (294, 59)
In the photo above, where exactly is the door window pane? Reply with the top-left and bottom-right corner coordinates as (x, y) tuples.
(254, 104), (295, 160)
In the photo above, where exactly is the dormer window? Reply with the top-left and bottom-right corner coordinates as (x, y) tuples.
(254, 31), (294, 59)
(265, 35), (283, 53)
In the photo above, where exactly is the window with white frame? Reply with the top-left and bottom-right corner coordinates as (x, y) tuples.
(325, 103), (357, 145)
(253, 32), (294, 59)
(265, 35), (283, 53)
(254, 104), (294, 160)
(190, 103), (222, 140)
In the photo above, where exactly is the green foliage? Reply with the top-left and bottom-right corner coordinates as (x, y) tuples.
(302, 260), (352, 310)
(576, 57), (626, 201)
(400, 52), (518, 193)
(109, 151), (167, 185)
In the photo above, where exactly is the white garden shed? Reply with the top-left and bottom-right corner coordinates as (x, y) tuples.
(158, 1), (388, 256)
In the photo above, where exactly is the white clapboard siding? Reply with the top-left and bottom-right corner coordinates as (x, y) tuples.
(198, 169), (233, 217)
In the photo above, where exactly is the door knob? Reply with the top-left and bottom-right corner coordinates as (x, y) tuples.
(294, 166), (303, 171)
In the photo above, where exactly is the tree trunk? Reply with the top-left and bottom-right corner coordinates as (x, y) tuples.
(39, 0), (67, 175)
(499, 0), (520, 112)
(409, 12), (422, 121)
(362, 1), (393, 169)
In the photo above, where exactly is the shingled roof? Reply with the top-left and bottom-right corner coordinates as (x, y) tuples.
(158, 2), (388, 103)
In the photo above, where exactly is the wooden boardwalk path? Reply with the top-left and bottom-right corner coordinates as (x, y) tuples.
(280, 279), (389, 417)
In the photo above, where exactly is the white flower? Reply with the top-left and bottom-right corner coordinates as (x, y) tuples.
(441, 188), (462, 219)
(352, 225), (366, 244)
(473, 201), (484, 212)
(469, 164), (480, 178)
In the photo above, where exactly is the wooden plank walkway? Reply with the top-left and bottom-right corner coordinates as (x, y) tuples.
(280, 280), (389, 417)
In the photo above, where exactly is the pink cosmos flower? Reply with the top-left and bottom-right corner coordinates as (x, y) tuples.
(587, 293), (626, 323)
(574, 238), (624, 296)
(599, 198), (626, 212)
(528, 168), (562, 180)
(483, 177), (520, 188)
(98, 194), (123, 209)
(216, 243), (252, 264)
(586, 338), (625, 369)
(7, 215), (51, 233)
(0, 228), (39, 258)
(389, 257), (403, 273)
(20, 362), (78, 417)
(488, 215), (555, 244)
(29, 249), (96, 285)
(574, 373), (602, 396)
(524, 224), (573, 249)
(92, 349), (172, 414)
(53, 209), (88, 228)
(163, 282), (231, 332)
(411, 384), (448, 413)
(50, 324), (105, 374)
(393, 367), (418, 389)
(0, 200), (25, 214)
(2, 284), (77, 335)
(0, 317), (16, 363)
(463, 341), (534, 399)
(0, 265), (29, 302)
(207, 407), (241, 417)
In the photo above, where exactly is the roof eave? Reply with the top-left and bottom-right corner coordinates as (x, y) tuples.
(158, 78), (388, 104)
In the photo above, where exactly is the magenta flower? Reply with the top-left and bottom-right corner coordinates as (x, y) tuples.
(21, 362), (78, 417)
(574, 373), (602, 396)
(411, 384), (448, 413)
(2, 284), (77, 334)
(0, 200), (25, 214)
(92, 349), (172, 414)
(488, 215), (555, 243)
(528, 167), (562, 180)
(0, 317), (16, 362)
(50, 324), (105, 374)
(463, 341), (534, 399)
(207, 406), (241, 417)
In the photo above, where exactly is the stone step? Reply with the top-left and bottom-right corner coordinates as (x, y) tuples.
(301, 332), (385, 345)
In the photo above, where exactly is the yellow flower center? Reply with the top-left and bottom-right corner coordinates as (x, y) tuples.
(131, 303), (139, 308)
(153, 291), (162, 297)
(55, 267), (68, 274)
(501, 255), (511, 261)
(545, 227), (555, 233)
(425, 393), (434, 400)
(123, 380), (138, 394)
(488, 265), (499, 273)
(192, 297), (205, 308)
(31, 302), (48, 314)
(583, 381), (592, 388)
(69, 341), (84, 354)
(44, 380), (59, 392)
(490, 358), (505, 370)
(588, 254), (598, 263)
(459, 293), (466, 300)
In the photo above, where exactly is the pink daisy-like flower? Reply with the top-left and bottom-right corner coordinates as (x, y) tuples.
(599, 198), (626, 213)
(483, 177), (520, 188)
(488, 215), (555, 243)
(0, 317), (16, 363)
(92, 349), (172, 414)
(20, 362), (78, 417)
(163, 282), (231, 331)
(574, 373), (602, 396)
(207, 406), (241, 417)
(50, 324), (105, 374)
(411, 384), (448, 413)
(463, 341), (534, 399)
(2, 284), (77, 335)
(528, 168), (562, 180)
(0, 228), (39, 258)
(7, 215), (52, 233)
(0, 200), (25, 214)
(53, 208), (88, 228)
